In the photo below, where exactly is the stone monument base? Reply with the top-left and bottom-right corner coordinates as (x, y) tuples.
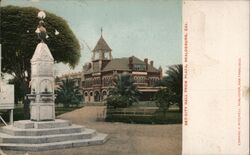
(0, 119), (108, 151)
(30, 103), (55, 121)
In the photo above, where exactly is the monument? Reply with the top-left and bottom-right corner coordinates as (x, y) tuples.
(0, 11), (108, 151)
(28, 39), (55, 121)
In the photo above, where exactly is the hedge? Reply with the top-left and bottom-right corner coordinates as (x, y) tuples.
(105, 111), (182, 124)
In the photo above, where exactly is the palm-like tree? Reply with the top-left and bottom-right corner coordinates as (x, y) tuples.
(108, 74), (140, 108)
(55, 78), (82, 107)
(156, 64), (183, 112)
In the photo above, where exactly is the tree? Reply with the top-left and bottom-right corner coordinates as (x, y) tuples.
(155, 64), (183, 112)
(107, 74), (140, 108)
(8, 77), (27, 104)
(55, 78), (82, 108)
(154, 88), (174, 115)
(0, 6), (81, 102)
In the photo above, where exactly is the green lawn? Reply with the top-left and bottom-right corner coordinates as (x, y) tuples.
(106, 111), (182, 124)
(130, 101), (180, 110)
(0, 104), (83, 122)
(106, 102), (182, 124)
(130, 101), (157, 107)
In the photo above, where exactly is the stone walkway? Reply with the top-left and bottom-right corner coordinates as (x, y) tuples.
(3, 106), (182, 155)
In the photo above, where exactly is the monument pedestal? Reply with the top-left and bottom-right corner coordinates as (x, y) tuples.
(0, 119), (108, 151)
(30, 103), (55, 121)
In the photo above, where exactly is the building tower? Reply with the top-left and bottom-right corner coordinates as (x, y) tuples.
(92, 29), (112, 71)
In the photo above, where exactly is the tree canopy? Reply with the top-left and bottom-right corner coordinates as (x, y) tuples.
(55, 78), (82, 108)
(0, 5), (81, 78)
(154, 88), (174, 115)
(107, 74), (140, 108)
(155, 64), (183, 112)
(0, 6), (81, 102)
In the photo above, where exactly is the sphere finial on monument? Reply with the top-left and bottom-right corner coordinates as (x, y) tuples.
(38, 10), (46, 19)
(35, 10), (48, 42)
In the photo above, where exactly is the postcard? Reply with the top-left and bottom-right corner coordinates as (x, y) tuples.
(183, 0), (249, 154)
(0, 0), (249, 155)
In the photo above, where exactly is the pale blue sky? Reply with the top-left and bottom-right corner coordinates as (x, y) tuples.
(2, 0), (182, 76)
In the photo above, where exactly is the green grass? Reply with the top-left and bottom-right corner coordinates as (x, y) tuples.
(106, 108), (182, 124)
(121, 101), (180, 110)
(130, 101), (157, 107)
(0, 104), (83, 122)
(105, 101), (182, 124)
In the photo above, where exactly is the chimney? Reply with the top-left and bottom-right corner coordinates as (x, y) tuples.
(150, 60), (154, 66)
(129, 57), (133, 69)
(88, 63), (92, 69)
(144, 58), (148, 70)
(159, 66), (163, 79)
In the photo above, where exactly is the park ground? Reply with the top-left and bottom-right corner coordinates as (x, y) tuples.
(2, 106), (182, 155)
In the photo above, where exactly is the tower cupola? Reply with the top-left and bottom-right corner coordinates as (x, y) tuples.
(92, 29), (112, 61)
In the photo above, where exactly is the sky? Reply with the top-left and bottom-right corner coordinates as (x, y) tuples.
(1, 0), (182, 76)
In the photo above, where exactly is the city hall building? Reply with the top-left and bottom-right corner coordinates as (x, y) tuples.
(81, 34), (163, 102)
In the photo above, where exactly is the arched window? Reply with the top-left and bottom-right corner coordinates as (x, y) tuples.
(102, 90), (107, 100)
(94, 91), (100, 102)
(102, 91), (107, 96)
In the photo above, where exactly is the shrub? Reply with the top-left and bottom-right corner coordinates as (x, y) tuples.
(105, 111), (182, 124)
(107, 74), (140, 108)
(55, 78), (82, 107)
(154, 88), (174, 115)
(106, 96), (129, 109)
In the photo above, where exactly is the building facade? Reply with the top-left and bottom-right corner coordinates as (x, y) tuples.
(81, 34), (163, 102)
(56, 72), (82, 89)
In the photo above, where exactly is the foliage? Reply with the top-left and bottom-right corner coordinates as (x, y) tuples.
(0, 6), (80, 101)
(154, 88), (174, 115)
(106, 96), (129, 108)
(8, 77), (28, 104)
(105, 111), (182, 124)
(155, 64), (183, 112)
(55, 79), (82, 108)
(0, 105), (82, 122)
(129, 101), (156, 107)
(107, 74), (140, 108)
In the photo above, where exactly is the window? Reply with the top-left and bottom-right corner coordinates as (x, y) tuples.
(133, 64), (146, 71)
(149, 77), (160, 86)
(85, 79), (93, 88)
(103, 76), (112, 86)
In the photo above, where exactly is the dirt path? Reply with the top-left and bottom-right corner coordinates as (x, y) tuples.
(4, 106), (182, 155)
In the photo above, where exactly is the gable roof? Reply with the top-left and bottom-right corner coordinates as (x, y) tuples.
(102, 58), (130, 72)
(84, 56), (159, 74)
(93, 35), (112, 51)
(147, 64), (159, 72)
(130, 56), (145, 64)
(103, 56), (159, 72)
